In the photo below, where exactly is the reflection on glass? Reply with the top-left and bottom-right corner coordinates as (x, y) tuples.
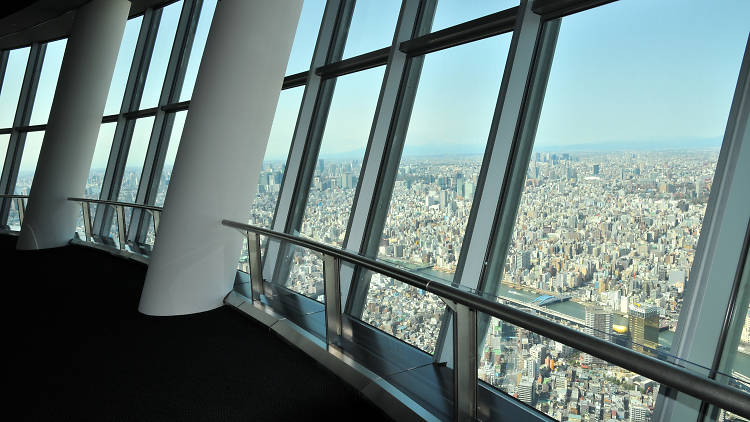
(117, 117), (155, 203)
(285, 67), (384, 301)
(431, 0), (517, 32)
(179, 0), (217, 101)
(361, 37), (509, 353)
(29, 39), (67, 125)
(0, 47), (31, 128)
(140, 1), (183, 109)
(361, 272), (445, 354)
(104, 17), (143, 115)
(479, 0), (750, 411)
(284, 0), (325, 75)
(341, 0), (400, 59)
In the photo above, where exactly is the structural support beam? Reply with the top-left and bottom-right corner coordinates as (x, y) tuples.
(16, 0), (130, 249)
(138, 0), (302, 316)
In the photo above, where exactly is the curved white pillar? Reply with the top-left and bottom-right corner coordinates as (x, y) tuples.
(17, 0), (130, 250)
(138, 0), (302, 316)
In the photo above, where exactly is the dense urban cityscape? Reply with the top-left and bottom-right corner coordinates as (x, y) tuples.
(5, 148), (749, 422)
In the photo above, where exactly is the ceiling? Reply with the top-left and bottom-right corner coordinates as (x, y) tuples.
(0, 0), (179, 50)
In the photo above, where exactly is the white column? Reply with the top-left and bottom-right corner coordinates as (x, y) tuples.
(138, 0), (303, 316)
(16, 0), (130, 250)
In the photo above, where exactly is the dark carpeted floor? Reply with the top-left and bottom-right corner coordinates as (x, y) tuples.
(1, 234), (391, 421)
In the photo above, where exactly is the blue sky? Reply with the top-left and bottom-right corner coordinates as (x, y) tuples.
(2, 0), (749, 170)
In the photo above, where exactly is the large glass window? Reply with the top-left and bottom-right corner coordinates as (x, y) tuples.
(360, 35), (510, 354)
(179, 0), (217, 101)
(76, 123), (116, 239)
(284, 67), (384, 301)
(249, 86), (304, 229)
(0, 47), (31, 128)
(0, 134), (9, 172)
(29, 39), (67, 125)
(479, 0), (750, 406)
(341, 1), (401, 59)
(13, 131), (44, 195)
(117, 117), (155, 203)
(103, 17), (143, 115)
(284, 0), (326, 76)
(139, 1), (182, 109)
(154, 111), (186, 207)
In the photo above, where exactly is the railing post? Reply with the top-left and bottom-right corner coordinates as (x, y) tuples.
(81, 201), (92, 242)
(15, 197), (25, 226)
(114, 205), (127, 250)
(247, 231), (264, 302)
(323, 253), (342, 345)
(454, 303), (478, 421)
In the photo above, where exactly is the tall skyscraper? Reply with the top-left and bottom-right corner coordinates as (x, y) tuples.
(583, 306), (612, 365)
(629, 304), (659, 356)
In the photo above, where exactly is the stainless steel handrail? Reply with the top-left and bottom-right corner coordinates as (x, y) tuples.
(222, 218), (750, 420)
(68, 197), (162, 249)
(0, 194), (28, 227)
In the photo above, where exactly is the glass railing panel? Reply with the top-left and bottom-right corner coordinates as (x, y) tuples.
(103, 17), (142, 115)
(359, 270), (446, 355)
(476, 306), (714, 421)
(29, 38), (67, 125)
(431, 0), (518, 33)
(0, 46), (30, 128)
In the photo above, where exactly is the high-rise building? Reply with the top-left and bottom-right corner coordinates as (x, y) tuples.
(583, 306), (612, 365)
(629, 304), (660, 356)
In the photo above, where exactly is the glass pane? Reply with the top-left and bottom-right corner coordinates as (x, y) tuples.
(29, 39), (67, 125)
(341, 0), (401, 59)
(117, 117), (155, 203)
(0, 134), (9, 173)
(284, 0), (325, 75)
(376, 35), (509, 280)
(104, 17), (143, 115)
(249, 86), (304, 229)
(431, 0), (518, 32)
(284, 67), (384, 300)
(478, 311), (711, 421)
(86, 123), (117, 199)
(360, 272), (446, 354)
(140, 1), (183, 109)
(0, 47), (31, 128)
(154, 111), (186, 207)
(178, 0), (216, 101)
(487, 0), (750, 358)
(13, 131), (44, 195)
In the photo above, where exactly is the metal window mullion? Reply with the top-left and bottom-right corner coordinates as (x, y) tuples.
(263, 0), (353, 283)
(341, 0), (436, 317)
(0, 43), (46, 224)
(0, 50), (9, 97)
(93, 8), (161, 237)
(130, 0), (203, 244)
(655, 34), (750, 422)
(434, 0), (550, 364)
